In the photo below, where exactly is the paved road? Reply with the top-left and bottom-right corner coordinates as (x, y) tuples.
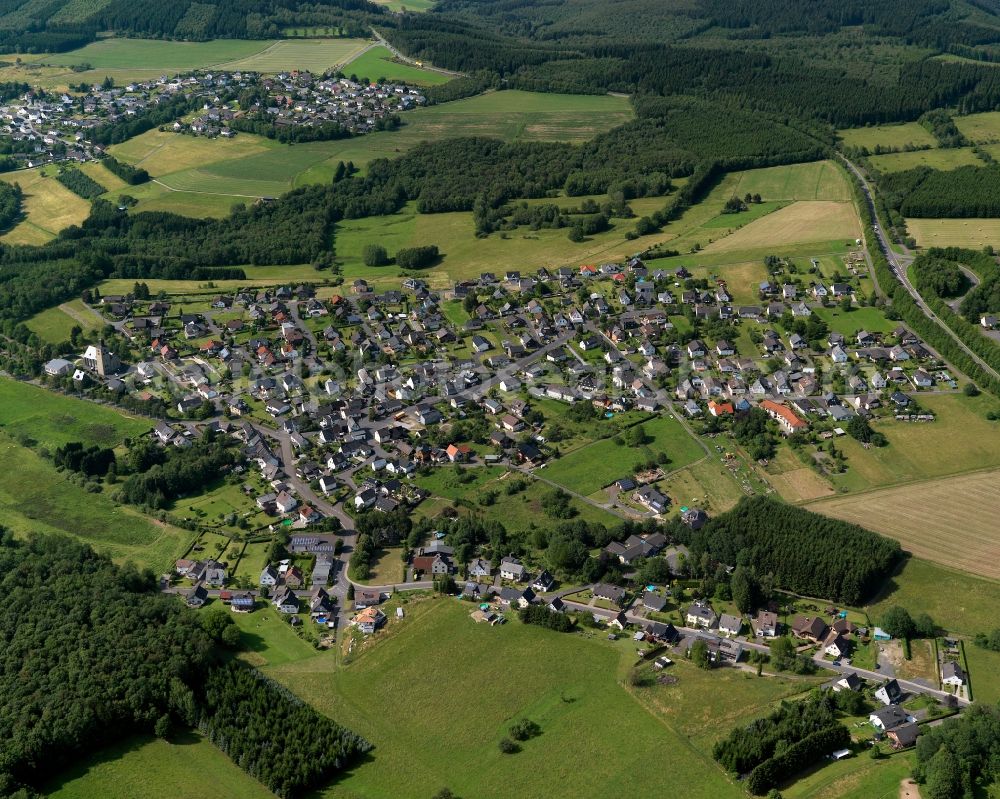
(369, 28), (465, 78)
(557, 593), (968, 706)
(840, 154), (1000, 385)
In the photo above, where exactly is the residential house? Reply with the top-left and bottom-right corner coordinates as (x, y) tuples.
(499, 557), (527, 582)
(751, 610), (779, 638)
(718, 613), (743, 636)
(685, 604), (717, 629)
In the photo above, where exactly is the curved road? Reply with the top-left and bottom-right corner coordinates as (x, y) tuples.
(840, 155), (1000, 384)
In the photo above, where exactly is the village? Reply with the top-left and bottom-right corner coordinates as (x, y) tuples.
(0, 68), (426, 168)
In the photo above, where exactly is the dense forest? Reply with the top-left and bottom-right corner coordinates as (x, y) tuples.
(877, 164), (1000, 218)
(0, 181), (21, 232)
(0, 533), (216, 796)
(55, 167), (106, 200)
(680, 497), (901, 604)
(199, 663), (372, 799)
(0, 532), (370, 798)
(912, 705), (1000, 799)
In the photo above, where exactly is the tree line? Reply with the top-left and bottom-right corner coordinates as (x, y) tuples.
(0, 181), (21, 232)
(101, 156), (149, 185)
(56, 167), (107, 200)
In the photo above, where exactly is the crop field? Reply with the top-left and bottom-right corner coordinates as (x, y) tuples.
(217, 38), (368, 72)
(807, 469), (1000, 579)
(868, 146), (982, 172)
(837, 122), (938, 151)
(728, 159), (853, 201)
(905, 217), (1000, 248)
(0, 377), (149, 448)
(45, 733), (274, 799)
(0, 166), (91, 245)
(544, 414), (705, 495)
(268, 600), (745, 799)
(703, 201), (859, 253)
(869, 557), (1000, 638)
(344, 45), (452, 85)
(954, 110), (1000, 144)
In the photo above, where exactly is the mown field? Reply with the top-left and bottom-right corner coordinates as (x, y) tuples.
(25, 299), (99, 343)
(343, 44), (452, 85)
(824, 394), (1000, 492)
(837, 122), (938, 151)
(868, 146), (982, 172)
(702, 201), (859, 254)
(544, 414), (705, 496)
(808, 468), (1000, 579)
(38, 37), (368, 73)
(0, 166), (90, 245)
(728, 159), (853, 201)
(905, 217), (1000, 248)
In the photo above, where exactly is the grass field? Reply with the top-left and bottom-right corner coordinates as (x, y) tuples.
(837, 122), (938, 151)
(963, 643), (1000, 706)
(954, 111), (1000, 144)
(39, 37), (368, 74)
(0, 377), (149, 448)
(906, 217), (1000, 248)
(270, 600), (745, 799)
(370, 0), (435, 9)
(343, 45), (452, 86)
(868, 557), (1000, 638)
(782, 753), (913, 799)
(0, 433), (187, 569)
(654, 456), (749, 515)
(544, 414), (705, 495)
(45, 733), (275, 799)
(230, 605), (320, 668)
(728, 160), (853, 201)
(764, 445), (836, 503)
(812, 305), (897, 335)
(702, 201), (859, 254)
(98, 91), (633, 217)
(0, 166), (91, 244)
(824, 394), (1000, 492)
(25, 299), (98, 343)
(218, 38), (368, 72)
(868, 146), (982, 172)
(807, 469), (1000, 579)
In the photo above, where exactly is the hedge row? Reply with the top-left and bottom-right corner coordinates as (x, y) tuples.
(746, 724), (850, 795)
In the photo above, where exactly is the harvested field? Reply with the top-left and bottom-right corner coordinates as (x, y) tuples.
(906, 217), (1000, 248)
(703, 201), (859, 253)
(808, 469), (1000, 579)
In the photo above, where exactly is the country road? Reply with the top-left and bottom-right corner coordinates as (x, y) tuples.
(840, 155), (1000, 385)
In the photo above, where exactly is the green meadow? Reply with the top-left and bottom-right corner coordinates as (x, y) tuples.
(0, 377), (149, 448)
(344, 45), (452, 85)
(837, 122), (938, 151)
(544, 414), (706, 495)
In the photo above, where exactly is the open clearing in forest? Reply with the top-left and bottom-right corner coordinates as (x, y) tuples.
(837, 122), (938, 151)
(703, 201), (859, 253)
(728, 160), (852, 201)
(868, 146), (982, 172)
(807, 469), (1000, 579)
(906, 217), (1000, 248)
(954, 110), (1000, 144)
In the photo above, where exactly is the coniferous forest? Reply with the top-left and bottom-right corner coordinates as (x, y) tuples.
(0, 533), (368, 798)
